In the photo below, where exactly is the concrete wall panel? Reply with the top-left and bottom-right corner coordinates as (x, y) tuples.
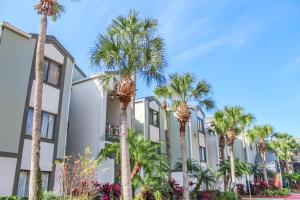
(0, 157), (17, 196)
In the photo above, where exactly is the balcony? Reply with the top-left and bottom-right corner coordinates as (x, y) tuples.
(105, 123), (120, 142)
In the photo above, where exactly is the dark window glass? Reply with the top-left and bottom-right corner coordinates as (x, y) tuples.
(197, 118), (204, 132)
(43, 58), (61, 86)
(17, 170), (49, 197)
(26, 108), (56, 140)
(149, 109), (159, 127)
(199, 146), (206, 162)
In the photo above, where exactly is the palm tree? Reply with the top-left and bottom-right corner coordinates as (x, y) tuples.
(214, 106), (252, 192)
(248, 125), (273, 186)
(90, 11), (166, 199)
(29, 1), (64, 200)
(98, 129), (169, 180)
(174, 159), (216, 199)
(153, 86), (171, 179)
(269, 133), (299, 174)
(211, 111), (228, 190)
(166, 73), (214, 200)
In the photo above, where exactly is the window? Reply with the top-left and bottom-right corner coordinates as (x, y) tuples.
(17, 170), (49, 197)
(149, 109), (159, 127)
(197, 117), (204, 132)
(26, 108), (56, 140)
(44, 58), (61, 86)
(199, 146), (206, 162)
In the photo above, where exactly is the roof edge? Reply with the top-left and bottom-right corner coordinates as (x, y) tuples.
(0, 21), (32, 39)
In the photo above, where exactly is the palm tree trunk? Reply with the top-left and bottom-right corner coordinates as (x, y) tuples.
(162, 102), (171, 180)
(130, 72), (136, 130)
(28, 13), (47, 200)
(120, 101), (133, 200)
(179, 123), (189, 200)
(262, 152), (269, 186)
(219, 135), (227, 191)
(228, 144), (237, 193)
(131, 162), (141, 179)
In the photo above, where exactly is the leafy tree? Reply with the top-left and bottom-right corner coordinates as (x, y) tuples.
(29, 1), (64, 200)
(90, 10), (166, 199)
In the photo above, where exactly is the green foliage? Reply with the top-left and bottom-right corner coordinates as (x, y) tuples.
(167, 73), (214, 111)
(260, 188), (289, 196)
(247, 125), (273, 144)
(90, 9), (166, 86)
(42, 192), (60, 200)
(283, 172), (300, 182)
(218, 159), (250, 178)
(36, 168), (43, 200)
(217, 192), (241, 200)
(0, 197), (27, 200)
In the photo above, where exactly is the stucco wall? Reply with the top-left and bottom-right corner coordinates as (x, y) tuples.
(57, 57), (73, 159)
(29, 81), (60, 114)
(0, 157), (17, 196)
(0, 27), (35, 153)
(135, 101), (145, 133)
(21, 139), (54, 171)
(67, 80), (104, 157)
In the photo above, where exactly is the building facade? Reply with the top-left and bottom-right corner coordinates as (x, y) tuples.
(67, 75), (132, 184)
(0, 22), (74, 196)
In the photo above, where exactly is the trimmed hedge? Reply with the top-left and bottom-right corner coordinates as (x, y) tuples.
(260, 188), (289, 197)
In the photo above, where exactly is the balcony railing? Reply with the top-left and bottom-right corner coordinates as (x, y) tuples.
(105, 123), (120, 142)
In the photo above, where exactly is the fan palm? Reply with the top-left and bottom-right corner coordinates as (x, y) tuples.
(166, 73), (214, 200)
(212, 111), (228, 190)
(29, 1), (64, 200)
(174, 159), (216, 198)
(247, 125), (273, 186)
(214, 106), (252, 192)
(269, 133), (299, 174)
(90, 11), (166, 199)
(98, 129), (169, 180)
(153, 86), (171, 179)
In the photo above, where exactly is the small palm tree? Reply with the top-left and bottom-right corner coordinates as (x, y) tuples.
(214, 106), (253, 192)
(166, 73), (214, 200)
(29, 1), (64, 200)
(90, 11), (166, 199)
(153, 86), (171, 179)
(248, 125), (273, 186)
(98, 129), (169, 180)
(174, 159), (216, 198)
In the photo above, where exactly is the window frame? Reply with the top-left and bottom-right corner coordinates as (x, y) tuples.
(17, 170), (50, 197)
(199, 146), (207, 162)
(149, 109), (159, 127)
(43, 57), (61, 87)
(197, 117), (204, 133)
(26, 107), (57, 140)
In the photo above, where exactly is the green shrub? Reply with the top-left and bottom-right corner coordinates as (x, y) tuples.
(217, 192), (241, 200)
(260, 188), (289, 196)
(42, 192), (61, 200)
(0, 196), (27, 200)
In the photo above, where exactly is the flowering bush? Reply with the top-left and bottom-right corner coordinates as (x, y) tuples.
(253, 180), (268, 195)
(168, 179), (183, 199)
(236, 183), (245, 195)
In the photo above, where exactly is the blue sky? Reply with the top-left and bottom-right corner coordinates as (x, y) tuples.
(1, 0), (300, 136)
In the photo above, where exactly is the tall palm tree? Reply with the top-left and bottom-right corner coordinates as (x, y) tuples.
(29, 1), (64, 200)
(248, 125), (273, 186)
(211, 111), (228, 190)
(153, 86), (171, 179)
(214, 106), (252, 193)
(166, 73), (214, 200)
(90, 11), (166, 199)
